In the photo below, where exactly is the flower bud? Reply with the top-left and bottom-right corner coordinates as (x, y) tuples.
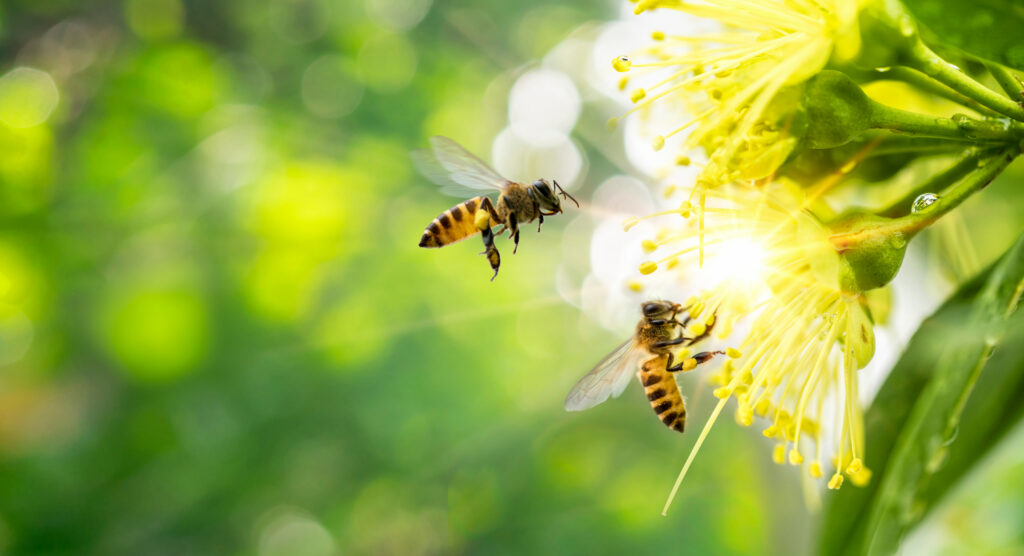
(830, 211), (909, 293)
(801, 71), (873, 149)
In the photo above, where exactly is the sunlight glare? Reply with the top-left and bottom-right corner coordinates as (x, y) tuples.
(703, 237), (769, 285)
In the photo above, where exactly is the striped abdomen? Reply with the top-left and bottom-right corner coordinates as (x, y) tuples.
(419, 196), (494, 248)
(639, 355), (686, 433)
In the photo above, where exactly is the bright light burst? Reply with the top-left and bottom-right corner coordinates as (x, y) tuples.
(627, 180), (876, 514)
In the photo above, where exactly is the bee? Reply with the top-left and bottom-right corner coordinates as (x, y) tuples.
(565, 300), (724, 433)
(414, 136), (578, 281)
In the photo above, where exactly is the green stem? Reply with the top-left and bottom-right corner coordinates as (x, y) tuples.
(885, 66), (1001, 117)
(985, 62), (1023, 101)
(904, 42), (1024, 122)
(878, 148), (995, 217)
(831, 145), (1021, 250)
(868, 101), (1024, 141)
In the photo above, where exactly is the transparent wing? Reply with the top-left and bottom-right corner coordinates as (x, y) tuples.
(564, 339), (643, 412)
(411, 136), (510, 195)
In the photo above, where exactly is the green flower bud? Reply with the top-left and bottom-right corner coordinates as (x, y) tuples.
(801, 71), (873, 149)
(830, 211), (909, 293)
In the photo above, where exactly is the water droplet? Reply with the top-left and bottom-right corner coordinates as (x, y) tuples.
(912, 193), (939, 213)
(612, 55), (631, 72)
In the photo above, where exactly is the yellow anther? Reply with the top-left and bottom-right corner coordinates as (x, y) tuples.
(850, 467), (872, 486)
(663, 185), (677, 198)
(703, 314), (715, 327)
(606, 117), (619, 132)
(641, 239), (658, 253)
(828, 473), (844, 490)
(639, 261), (658, 275)
(651, 30), (665, 40)
(726, 347), (742, 359)
(622, 216), (639, 231)
(612, 55), (631, 72)
(846, 458), (863, 475)
(800, 418), (819, 437)
(736, 403), (753, 426)
(627, 280), (644, 292)
(676, 348), (690, 359)
(665, 257), (679, 269)
(630, 88), (646, 103)
(675, 155), (691, 166)
(713, 387), (731, 399)
(809, 462), (822, 478)
(687, 322), (706, 336)
(784, 423), (796, 441)
(652, 135), (665, 151)
(684, 296), (697, 308)
(474, 210), (491, 231)
(678, 201), (692, 218)
(789, 450), (804, 465)
(682, 358), (697, 371)
(617, 76), (629, 91)
(755, 399), (771, 416)
(689, 302), (704, 319)
(772, 444), (785, 464)
(741, 370), (753, 385)
(762, 425), (778, 438)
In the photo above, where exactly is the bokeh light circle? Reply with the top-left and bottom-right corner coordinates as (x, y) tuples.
(0, 68), (59, 128)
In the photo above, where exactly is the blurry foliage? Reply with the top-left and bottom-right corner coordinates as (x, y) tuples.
(0, 0), (810, 554)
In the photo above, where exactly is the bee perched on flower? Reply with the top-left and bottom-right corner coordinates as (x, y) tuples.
(621, 180), (877, 513)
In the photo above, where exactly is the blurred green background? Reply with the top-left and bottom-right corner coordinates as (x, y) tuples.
(1, 0), (1022, 554)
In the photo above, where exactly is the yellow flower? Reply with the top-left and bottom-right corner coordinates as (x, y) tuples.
(612, 0), (862, 186)
(629, 180), (876, 514)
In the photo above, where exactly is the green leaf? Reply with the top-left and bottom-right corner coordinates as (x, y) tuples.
(902, 0), (1024, 72)
(819, 230), (1024, 555)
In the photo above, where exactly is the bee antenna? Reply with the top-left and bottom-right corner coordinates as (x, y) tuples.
(553, 180), (579, 208)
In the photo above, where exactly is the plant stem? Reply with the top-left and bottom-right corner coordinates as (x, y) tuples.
(878, 148), (994, 217)
(831, 145), (1021, 250)
(885, 67), (1001, 117)
(985, 62), (1023, 101)
(904, 42), (1024, 122)
(869, 101), (1024, 141)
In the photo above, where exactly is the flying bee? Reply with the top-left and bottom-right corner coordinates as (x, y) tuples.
(565, 300), (724, 433)
(414, 136), (578, 281)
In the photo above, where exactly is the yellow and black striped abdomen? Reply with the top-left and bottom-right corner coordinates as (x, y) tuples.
(639, 355), (686, 433)
(419, 196), (492, 248)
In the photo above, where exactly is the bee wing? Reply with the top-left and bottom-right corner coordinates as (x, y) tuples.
(564, 339), (643, 412)
(411, 136), (510, 196)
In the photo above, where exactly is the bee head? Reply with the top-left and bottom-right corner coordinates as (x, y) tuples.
(531, 179), (578, 214)
(641, 300), (676, 319)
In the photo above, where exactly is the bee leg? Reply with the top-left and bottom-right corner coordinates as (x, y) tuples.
(478, 226), (501, 281)
(537, 213), (544, 233)
(652, 337), (687, 349)
(508, 212), (520, 254)
(666, 350), (725, 372)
